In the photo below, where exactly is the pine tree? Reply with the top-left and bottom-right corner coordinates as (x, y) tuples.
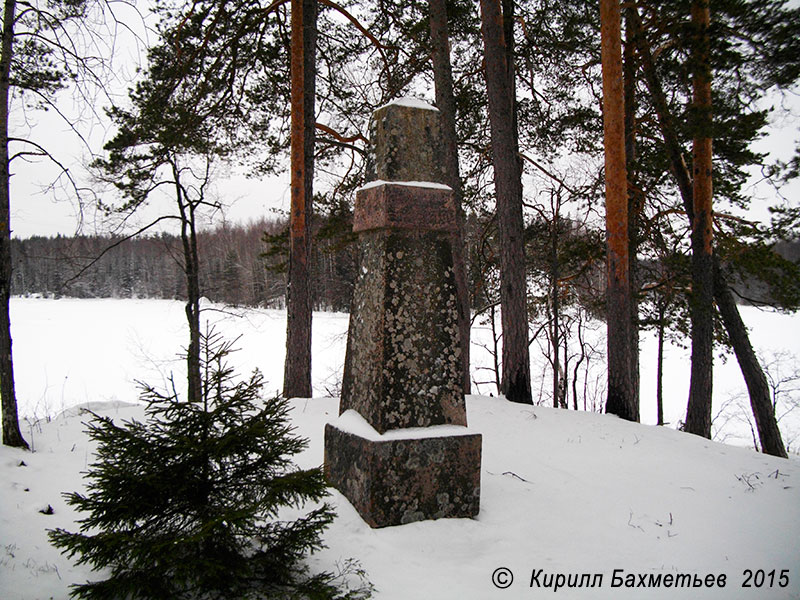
(0, 0), (26, 449)
(1, 0), (121, 447)
(284, 0), (317, 400)
(627, 0), (799, 456)
(685, 0), (714, 439)
(49, 329), (371, 600)
(599, 0), (637, 421)
(479, 0), (532, 404)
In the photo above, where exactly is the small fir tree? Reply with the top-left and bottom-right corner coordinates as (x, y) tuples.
(49, 329), (370, 600)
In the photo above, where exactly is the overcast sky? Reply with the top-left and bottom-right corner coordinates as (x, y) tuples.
(8, 3), (800, 240)
(9, 42), (293, 241)
(7, 0), (293, 240)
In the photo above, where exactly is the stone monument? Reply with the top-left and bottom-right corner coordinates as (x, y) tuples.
(324, 98), (482, 528)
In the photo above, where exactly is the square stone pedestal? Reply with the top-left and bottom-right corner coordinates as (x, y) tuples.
(324, 417), (481, 528)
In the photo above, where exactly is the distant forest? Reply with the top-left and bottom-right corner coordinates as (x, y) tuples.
(10, 217), (357, 312)
(11, 217), (800, 314)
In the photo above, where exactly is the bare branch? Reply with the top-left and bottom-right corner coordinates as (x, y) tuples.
(60, 215), (180, 288)
(518, 152), (578, 195)
(315, 121), (368, 146)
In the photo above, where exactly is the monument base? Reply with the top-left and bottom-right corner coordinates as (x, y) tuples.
(324, 417), (482, 528)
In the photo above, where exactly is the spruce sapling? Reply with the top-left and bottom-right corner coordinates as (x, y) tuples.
(49, 329), (371, 600)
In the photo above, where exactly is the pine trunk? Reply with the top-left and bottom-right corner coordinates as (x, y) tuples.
(685, 0), (714, 439)
(599, 0), (637, 421)
(284, 0), (316, 399)
(479, 0), (531, 404)
(429, 0), (470, 394)
(0, 0), (27, 449)
(623, 6), (641, 412)
(713, 264), (787, 456)
(631, 6), (786, 456)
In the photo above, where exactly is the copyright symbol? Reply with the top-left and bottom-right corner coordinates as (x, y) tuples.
(492, 567), (513, 589)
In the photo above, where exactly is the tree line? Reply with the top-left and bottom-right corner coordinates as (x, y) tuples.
(11, 212), (795, 330)
(10, 217), (357, 312)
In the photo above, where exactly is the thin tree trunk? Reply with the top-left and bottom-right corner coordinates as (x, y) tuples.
(656, 301), (665, 426)
(0, 0), (27, 449)
(560, 338), (568, 409)
(173, 164), (202, 405)
(429, 0), (470, 394)
(685, 0), (714, 439)
(489, 302), (500, 394)
(284, 0), (316, 399)
(572, 311), (587, 411)
(479, 0), (532, 404)
(630, 6), (786, 457)
(628, 9), (693, 206)
(599, 0), (637, 421)
(551, 206), (560, 408)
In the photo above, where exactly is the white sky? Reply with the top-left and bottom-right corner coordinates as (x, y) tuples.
(8, 0), (294, 240)
(7, 3), (800, 240)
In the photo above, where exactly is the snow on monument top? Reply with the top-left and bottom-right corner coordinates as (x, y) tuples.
(377, 96), (439, 112)
(357, 179), (452, 193)
(333, 410), (471, 442)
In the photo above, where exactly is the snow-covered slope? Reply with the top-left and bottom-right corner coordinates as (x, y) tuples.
(2, 396), (799, 599)
(2, 297), (799, 599)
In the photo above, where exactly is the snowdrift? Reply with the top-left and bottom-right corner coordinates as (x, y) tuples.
(2, 395), (798, 599)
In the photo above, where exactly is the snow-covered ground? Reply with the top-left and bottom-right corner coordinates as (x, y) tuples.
(2, 297), (800, 599)
(10, 297), (800, 438)
(10, 298), (352, 421)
